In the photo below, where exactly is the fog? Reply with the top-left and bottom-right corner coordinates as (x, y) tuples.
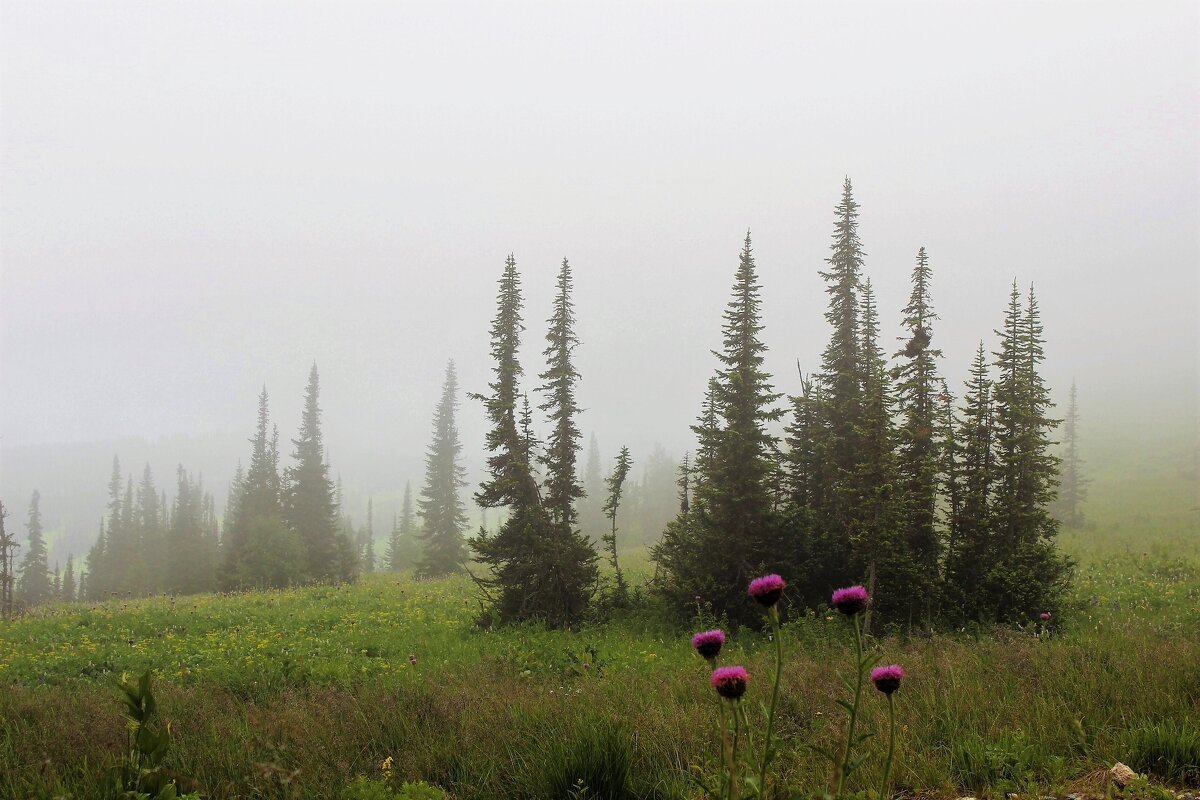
(1, 2), (1196, 559)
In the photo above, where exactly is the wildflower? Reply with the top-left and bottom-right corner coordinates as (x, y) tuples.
(1040, 612), (1051, 621)
(831, 585), (869, 616)
(871, 664), (904, 695)
(748, 574), (786, 607)
(691, 629), (726, 660)
(710, 665), (749, 700)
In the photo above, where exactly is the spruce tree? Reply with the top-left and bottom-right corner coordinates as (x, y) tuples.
(386, 482), (419, 571)
(222, 388), (303, 589)
(470, 255), (596, 627)
(85, 518), (106, 601)
(135, 464), (162, 594)
(810, 179), (869, 590)
(284, 364), (340, 582)
(538, 259), (585, 532)
(61, 554), (76, 602)
(119, 476), (134, 591)
(987, 283), (1070, 621)
(601, 446), (633, 605)
(473, 255), (538, 509)
(854, 280), (903, 626)
(416, 360), (470, 578)
(333, 476), (359, 581)
(780, 370), (825, 604)
(654, 233), (783, 626)
(1055, 380), (1088, 528)
(945, 343), (995, 617)
(360, 500), (376, 573)
(582, 433), (605, 541)
(200, 488), (220, 584)
(93, 457), (124, 597)
(168, 465), (216, 595)
(936, 381), (962, 588)
(0, 501), (16, 619)
(17, 490), (52, 606)
(891, 248), (944, 620)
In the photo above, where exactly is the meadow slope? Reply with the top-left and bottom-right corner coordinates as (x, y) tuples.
(2, 473), (1197, 799)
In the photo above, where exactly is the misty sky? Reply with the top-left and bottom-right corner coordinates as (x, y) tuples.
(2, 2), (1197, 491)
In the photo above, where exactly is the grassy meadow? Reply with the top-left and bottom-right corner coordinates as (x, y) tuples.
(2, 467), (1198, 799)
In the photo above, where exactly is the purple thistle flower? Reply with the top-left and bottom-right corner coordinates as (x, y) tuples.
(691, 629), (726, 660)
(1040, 612), (1051, 621)
(870, 664), (904, 695)
(710, 665), (749, 700)
(748, 574), (786, 607)
(831, 585), (869, 616)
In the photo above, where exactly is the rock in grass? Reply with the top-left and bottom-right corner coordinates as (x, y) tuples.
(1110, 762), (1136, 786)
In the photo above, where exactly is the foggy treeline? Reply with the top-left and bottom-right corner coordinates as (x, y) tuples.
(0, 394), (681, 610)
(2, 180), (1092, 633)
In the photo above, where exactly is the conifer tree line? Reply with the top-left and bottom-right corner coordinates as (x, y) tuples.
(39, 360), (472, 602)
(2, 180), (1081, 631)
(654, 179), (1073, 628)
(82, 457), (221, 599)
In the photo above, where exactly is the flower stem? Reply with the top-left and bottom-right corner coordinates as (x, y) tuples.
(879, 692), (896, 800)
(834, 612), (865, 799)
(758, 605), (783, 795)
(720, 700), (734, 800)
(730, 700), (741, 800)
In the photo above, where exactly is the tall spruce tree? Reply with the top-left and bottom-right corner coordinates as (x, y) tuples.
(61, 554), (76, 602)
(222, 388), (303, 589)
(387, 482), (419, 571)
(119, 476), (134, 591)
(538, 259), (585, 532)
(84, 518), (106, 601)
(93, 457), (125, 597)
(134, 464), (162, 594)
(473, 255), (538, 509)
(333, 477), (359, 581)
(891, 248), (944, 620)
(582, 433), (605, 541)
(811, 179), (869, 590)
(285, 365), (340, 582)
(1054, 380), (1088, 528)
(987, 283), (1070, 621)
(853, 280), (904, 627)
(416, 360), (470, 578)
(359, 499), (376, 573)
(654, 233), (783, 626)
(936, 381), (962, 588)
(945, 343), (995, 617)
(471, 255), (597, 627)
(168, 466), (217, 595)
(17, 490), (51, 606)
(601, 446), (633, 606)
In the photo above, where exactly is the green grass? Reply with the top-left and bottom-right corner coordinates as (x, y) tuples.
(2, 471), (1198, 799)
